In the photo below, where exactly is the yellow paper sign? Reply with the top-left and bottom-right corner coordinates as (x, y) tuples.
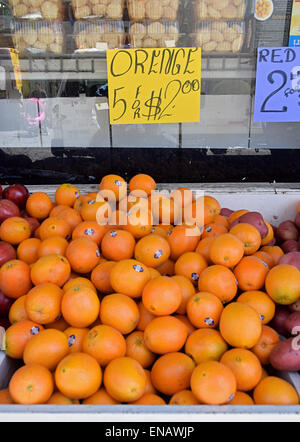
(106, 47), (201, 125)
(9, 49), (22, 92)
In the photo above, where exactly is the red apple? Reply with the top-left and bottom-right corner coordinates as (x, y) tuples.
(0, 317), (11, 330)
(0, 199), (20, 223)
(0, 241), (16, 267)
(270, 306), (291, 337)
(0, 289), (13, 316)
(3, 184), (29, 209)
(25, 217), (40, 235)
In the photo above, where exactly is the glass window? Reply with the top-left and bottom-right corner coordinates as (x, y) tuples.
(0, 0), (298, 150)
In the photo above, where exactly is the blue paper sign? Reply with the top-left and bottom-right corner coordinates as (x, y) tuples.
(254, 47), (300, 122)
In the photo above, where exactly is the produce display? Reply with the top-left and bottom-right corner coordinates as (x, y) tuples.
(127, 0), (179, 21)
(71, 0), (125, 20)
(9, 0), (65, 20)
(0, 175), (299, 406)
(193, 21), (245, 54)
(129, 22), (180, 49)
(194, 0), (247, 21)
(12, 21), (65, 55)
(74, 21), (126, 50)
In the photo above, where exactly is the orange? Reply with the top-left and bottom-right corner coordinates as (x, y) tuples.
(209, 233), (244, 268)
(195, 237), (215, 265)
(142, 276), (182, 316)
(171, 187), (194, 209)
(55, 184), (81, 207)
(253, 250), (275, 269)
(151, 352), (195, 396)
(17, 238), (41, 264)
(5, 320), (43, 359)
(131, 393), (166, 405)
(100, 293), (140, 335)
(219, 302), (262, 349)
(220, 348), (262, 392)
(102, 229), (136, 261)
(37, 236), (68, 259)
(202, 223), (228, 239)
(126, 330), (156, 368)
(198, 265), (237, 304)
(72, 221), (106, 245)
(150, 224), (173, 239)
(64, 327), (89, 353)
(47, 392), (80, 405)
(213, 215), (229, 228)
(237, 291), (275, 325)
(152, 197), (181, 225)
(124, 207), (153, 239)
(50, 205), (82, 231)
(0, 260), (32, 299)
(135, 234), (170, 268)
(174, 315), (196, 336)
(261, 221), (274, 246)
(185, 329), (228, 365)
(0, 389), (14, 404)
(172, 275), (196, 315)
(80, 200), (112, 224)
(62, 286), (100, 328)
(234, 256), (269, 292)
(251, 325), (280, 365)
(26, 192), (53, 220)
(119, 195), (148, 213)
(167, 225), (201, 261)
(0, 217), (31, 245)
(39, 217), (72, 241)
(129, 174), (156, 197)
(254, 377), (299, 405)
(99, 174), (127, 202)
(9, 364), (54, 405)
(156, 258), (175, 276)
(66, 238), (100, 274)
(31, 255), (71, 287)
(83, 324), (126, 366)
(230, 223), (261, 255)
(9, 296), (28, 324)
(144, 369), (156, 394)
(191, 361), (237, 405)
(144, 316), (188, 354)
(228, 391), (254, 405)
(45, 317), (69, 332)
(91, 261), (116, 294)
(104, 356), (146, 403)
(260, 246), (284, 265)
(137, 301), (155, 331)
(25, 283), (63, 325)
(23, 328), (69, 371)
(169, 390), (200, 405)
(174, 252), (208, 285)
(108, 209), (128, 230)
(63, 277), (96, 293)
(265, 264), (300, 305)
(186, 292), (224, 329)
(82, 388), (120, 405)
(110, 259), (151, 299)
(73, 193), (98, 212)
(149, 267), (161, 279)
(185, 196), (221, 227)
(55, 352), (102, 400)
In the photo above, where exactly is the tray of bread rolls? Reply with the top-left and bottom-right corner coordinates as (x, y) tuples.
(9, 0), (66, 21)
(12, 20), (65, 55)
(129, 21), (180, 48)
(71, 0), (125, 20)
(192, 21), (246, 54)
(127, 0), (180, 22)
(74, 20), (126, 51)
(193, 0), (250, 21)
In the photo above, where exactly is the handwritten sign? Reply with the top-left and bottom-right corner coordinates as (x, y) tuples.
(254, 47), (300, 122)
(106, 48), (201, 125)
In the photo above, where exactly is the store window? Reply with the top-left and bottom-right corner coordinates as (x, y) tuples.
(0, 0), (298, 150)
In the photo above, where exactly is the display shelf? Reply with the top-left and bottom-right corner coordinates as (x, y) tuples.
(0, 52), (256, 81)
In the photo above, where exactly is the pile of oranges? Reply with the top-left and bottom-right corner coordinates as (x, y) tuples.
(0, 173), (299, 407)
